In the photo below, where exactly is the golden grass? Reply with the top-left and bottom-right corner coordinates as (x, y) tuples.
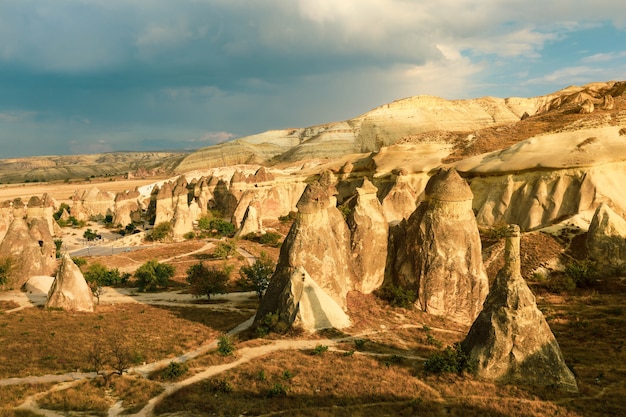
(0, 303), (250, 378)
(0, 383), (54, 409)
(109, 374), (163, 413)
(38, 380), (111, 416)
(0, 300), (19, 311)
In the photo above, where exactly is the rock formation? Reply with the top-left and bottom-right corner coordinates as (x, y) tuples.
(254, 177), (353, 330)
(380, 171), (419, 224)
(234, 202), (263, 237)
(81, 187), (115, 218)
(113, 190), (142, 227)
(347, 178), (388, 294)
(391, 168), (488, 325)
(586, 203), (626, 272)
(461, 225), (578, 392)
(270, 266), (351, 332)
(46, 254), (95, 312)
(0, 217), (56, 289)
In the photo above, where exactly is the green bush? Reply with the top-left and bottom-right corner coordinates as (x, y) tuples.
(267, 383), (289, 398)
(84, 263), (130, 287)
(161, 361), (189, 380)
(354, 339), (366, 350)
(375, 284), (417, 309)
(213, 241), (237, 259)
(183, 231), (196, 240)
(312, 345), (328, 355)
(209, 219), (235, 237)
(211, 378), (234, 393)
(243, 231), (283, 247)
(424, 343), (474, 374)
(134, 260), (175, 292)
(0, 257), (13, 286)
(278, 211), (297, 223)
(217, 335), (235, 356)
(52, 203), (70, 221)
(149, 222), (172, 241)
(565, 259), (598, 288)
(53, 239), (63, 258)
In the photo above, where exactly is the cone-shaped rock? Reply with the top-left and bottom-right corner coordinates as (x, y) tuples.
(275, 266), (351, 332)
(46, 254), (95, 312)
(0, 217), (56, 289)
(254, 178), (352, 330)
(392, 168), (488, 325)
(461, 225), (578, 392)
(586, 203), (626, 272)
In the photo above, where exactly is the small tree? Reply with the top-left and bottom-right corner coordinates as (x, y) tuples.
(0, 257), (13, 286)
(240, 252), (275, 298)
(53, 203), (70, 221)
(83, 228), (98, 241)
(214, 241), (237, 259)
(186, 262), (229, 300)
(53, 239), (63, 258)
(197, 215), (212, 231)
(134, 260), (175, 292)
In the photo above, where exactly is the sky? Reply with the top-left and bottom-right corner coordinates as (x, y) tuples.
(1, 1), (625, 158)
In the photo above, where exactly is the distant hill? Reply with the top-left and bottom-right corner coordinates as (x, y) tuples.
(0, 152), (188, 184)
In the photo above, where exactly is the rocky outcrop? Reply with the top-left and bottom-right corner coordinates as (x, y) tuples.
(0, 217), (56, 289)
(461, 225), (578, 392)
(112, 190), (141, 227)
(347, 178), (388, 294)
(81, 187), (115, 218)
(234, 203), (263, 237)
(270, 266), (351, 332)
(171, 178), (193, 238)
(380, 171), (419, 225)
(46, 254), (95, 312)
(586, 203), (626, 272)
(255, 178), (353, 330)
(154, 181), (175, 226)
(390, 168), (488, 325)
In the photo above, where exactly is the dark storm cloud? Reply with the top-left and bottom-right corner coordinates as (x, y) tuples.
(0, 0), (625, 157)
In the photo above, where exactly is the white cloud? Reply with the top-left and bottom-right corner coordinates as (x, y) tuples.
(188, 131), (235, 144)
(582, 51), (626, 63)
(0, 111), (37, 122)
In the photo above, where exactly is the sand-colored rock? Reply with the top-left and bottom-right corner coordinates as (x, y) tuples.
(269, 266), (351, 332)
(391, 168), (488, 325)
(461, 225), (578, 392)
(234, 203), (263, 238)
(0, 217), (57, 289)
(586, 203), (626, 271)
(347, 178), (388, 294)
(81, 187), (115, 218)
(112, 190), (141, 227)
(255, 179), (353, 329)
(46, 254), (95, 312)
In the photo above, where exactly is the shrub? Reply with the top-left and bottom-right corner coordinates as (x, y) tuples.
(214, 241), (237, 259)
(217, 335), (235, 356)
(239, 252), (275, 298)
(354, 339), (366, 350)
(424, 343), (474, 374)
(375, 284), (417, 309)
(210, 219), (235, 237)
(546, 273), (576, 293)
(211, 378), (233, 393)
(565, 259), (598, 288)
(312, 345), (329, 355)
(84, 263), (130, 287)
(53, 239), (63, 258)
(481, 222), (509, 240)
(243, 231), (283, 247)
(134, 260), (175, 292)
(161, 361), (188, 381)
(185, 262), (229, 300)
(183, 231), (196, 240)
(149, 222), (172, 241)
(0, 257), (13, 286)
(83, 228), (99, 241)
(278, 211), (297, 223)
(52, 203), (70, 221)
(197, 215), (212, 231)
(268, 383), (289, 398)
(72, 257), (87, 268)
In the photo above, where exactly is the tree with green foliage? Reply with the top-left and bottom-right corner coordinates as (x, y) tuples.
(209, 219), (235, 236)
(53, 239), (63, 258)
(0, 257), (13, 286)
(150, 222), (172, 241)
(134, 260), (175, 292)
(83, 228), (98, 241)
(185, 262), (229, 300)
(84, 263), (130, 287)
(197, 215), (212, 231)
(213, 241), (237, 259)
(239, 252), (275, 298)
